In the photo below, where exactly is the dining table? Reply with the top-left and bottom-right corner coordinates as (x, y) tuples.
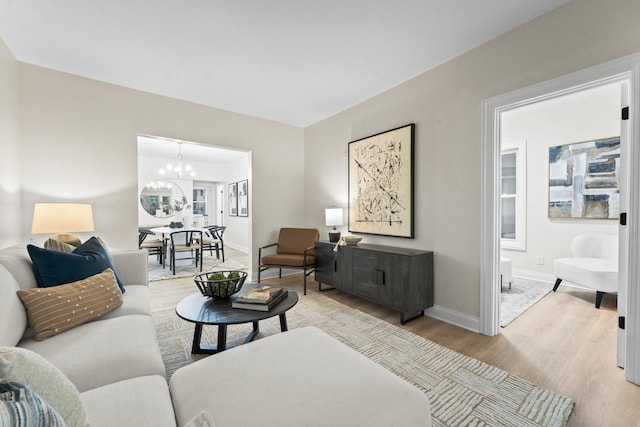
(149, 226), (213, 274)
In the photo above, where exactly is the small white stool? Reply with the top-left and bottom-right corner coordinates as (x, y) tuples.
(501, 256), (512, 291)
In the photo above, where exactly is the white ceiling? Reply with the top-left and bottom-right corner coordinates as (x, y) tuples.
(0, 0), (569, 127)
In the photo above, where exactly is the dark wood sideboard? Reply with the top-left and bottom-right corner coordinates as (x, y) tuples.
(314, 241), (433, 324)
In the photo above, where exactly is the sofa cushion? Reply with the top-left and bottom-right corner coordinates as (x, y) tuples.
(97, 284), (151, 319)
(0, 347), (89, 426)
(0, 265), (27, 347)
(261, 253), (314, 267)
(19, 315), (166, 393)
(81, 375), (176, 427)
(0, 245), (38, 291)
(109, 250), (149, 288)
(169, 326), (431, 427)
(554, 257), (618, 292)
(276, 228), (319, 255)
(17, 269), (123, 341)
(27, 237), (125, 292)
(184, 411), (216, 427)
(0, 381), (67, 427)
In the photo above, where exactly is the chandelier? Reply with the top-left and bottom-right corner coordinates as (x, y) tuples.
(158, 142), (196, 180)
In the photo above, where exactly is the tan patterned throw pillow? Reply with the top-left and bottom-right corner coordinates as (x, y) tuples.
(17, 269), (123, 341)
(43, 238), (76, 252)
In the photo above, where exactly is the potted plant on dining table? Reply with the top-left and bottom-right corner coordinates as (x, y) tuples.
(172, 196), (192, 228)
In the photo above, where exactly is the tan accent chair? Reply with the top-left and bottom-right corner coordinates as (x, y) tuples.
(258, 228), (319, 295)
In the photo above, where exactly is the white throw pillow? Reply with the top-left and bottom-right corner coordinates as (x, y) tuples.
(0, 347), (89, 427)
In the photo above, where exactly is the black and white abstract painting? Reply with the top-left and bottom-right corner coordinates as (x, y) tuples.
(348, 124), (414, 238)
(228, 182), (238, 217)
(238, 179), (248, 217)
(548, 136), (620, 219)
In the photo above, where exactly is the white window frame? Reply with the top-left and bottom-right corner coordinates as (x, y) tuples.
(192, 186), (208, 217)
(501, 140), (527, 251)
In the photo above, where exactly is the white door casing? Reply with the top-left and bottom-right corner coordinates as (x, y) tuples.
(618, 81), (630, 368)
(481, 52), (640, 385)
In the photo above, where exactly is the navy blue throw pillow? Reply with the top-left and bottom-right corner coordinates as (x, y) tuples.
(27, 236), (125, 293)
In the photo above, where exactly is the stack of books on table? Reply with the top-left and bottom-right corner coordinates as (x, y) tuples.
(231, 286), (288, 311)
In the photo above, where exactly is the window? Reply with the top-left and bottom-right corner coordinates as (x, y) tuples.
(501, 141), (526, 250)
(193, 187), (208, 216)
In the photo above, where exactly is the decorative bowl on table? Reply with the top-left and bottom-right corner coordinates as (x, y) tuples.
(194, 271), (247, 300)
(342, 235), (363, 246)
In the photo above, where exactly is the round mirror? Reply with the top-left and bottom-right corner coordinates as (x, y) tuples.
(140, 181), (185, 218)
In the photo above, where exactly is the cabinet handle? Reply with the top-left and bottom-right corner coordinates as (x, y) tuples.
(376, 269), (385, 285)
(334, 260), (337, 272)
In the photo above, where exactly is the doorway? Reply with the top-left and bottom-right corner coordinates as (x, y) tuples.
(498, 83), (622, 327)
(480, 52), (640, 384)
(136, 135), (251, 253)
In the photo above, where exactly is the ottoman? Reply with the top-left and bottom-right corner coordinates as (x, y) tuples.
(169, 326), (431, 426)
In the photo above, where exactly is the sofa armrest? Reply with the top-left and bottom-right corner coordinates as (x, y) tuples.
(110, 250), (148, 288)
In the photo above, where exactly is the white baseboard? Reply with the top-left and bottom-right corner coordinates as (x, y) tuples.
(225, 242), (248, 253)
(512, 268), (556, 284)
(425, 305), (479, 333)
(248, 269), (302, 283)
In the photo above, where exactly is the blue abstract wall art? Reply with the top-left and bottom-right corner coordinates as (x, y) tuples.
(548, 136), (620, 219)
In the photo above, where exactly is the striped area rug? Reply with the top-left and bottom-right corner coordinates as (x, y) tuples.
(153, 286), (573, 426)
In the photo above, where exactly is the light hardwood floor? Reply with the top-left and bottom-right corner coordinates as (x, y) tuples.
(148, 250), (640, 427)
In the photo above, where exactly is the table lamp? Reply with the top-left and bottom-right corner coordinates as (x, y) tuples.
(325, 207), (344, 243)
(31, 203), (95, 248)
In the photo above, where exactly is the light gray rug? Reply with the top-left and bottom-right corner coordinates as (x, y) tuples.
(148, 256), (247, 282)
(153, 285), (573, 426)
(501, 278), (553, 327)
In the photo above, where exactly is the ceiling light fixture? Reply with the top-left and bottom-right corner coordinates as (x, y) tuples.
(158, 142), (196, 180)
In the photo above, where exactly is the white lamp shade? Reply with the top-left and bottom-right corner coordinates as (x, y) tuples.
(31, 203), (95, 234)
(325, 207), (344, 227)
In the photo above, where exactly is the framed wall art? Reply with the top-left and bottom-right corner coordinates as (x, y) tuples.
(548, 136), (620, 219)
(348, 123), (415, 238)
(238, 179), (248, 217)
(228, 182), (238, 217)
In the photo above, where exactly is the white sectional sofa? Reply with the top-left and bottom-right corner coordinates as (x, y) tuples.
(0, 245), (176, 427)
(0, 244), (431, 426)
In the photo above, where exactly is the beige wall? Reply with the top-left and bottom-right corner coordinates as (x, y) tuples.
(0, 39), (21, 248)
(5, 0), (640, 321)
(17, 64), (304, 277)
(304, 0), (640, 319)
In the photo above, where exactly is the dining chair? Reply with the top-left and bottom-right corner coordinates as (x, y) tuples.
(200, 226), (226, 262)
(169, 230), (203, 275)
(139, 228), (165, 268)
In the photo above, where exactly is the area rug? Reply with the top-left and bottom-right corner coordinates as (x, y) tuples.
(148, 256), (247, 282)
(501, 278), (553, 327)
(153, 286), (573, 426)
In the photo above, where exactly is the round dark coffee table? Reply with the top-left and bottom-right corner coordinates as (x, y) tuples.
(175, 283), (299, 354)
